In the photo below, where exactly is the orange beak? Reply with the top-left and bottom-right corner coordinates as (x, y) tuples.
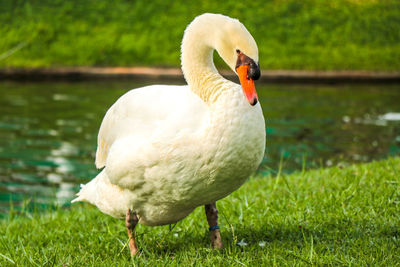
(236, 65), (258, 106)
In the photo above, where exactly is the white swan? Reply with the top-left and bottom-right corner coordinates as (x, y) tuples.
(72, 13), (265, 255)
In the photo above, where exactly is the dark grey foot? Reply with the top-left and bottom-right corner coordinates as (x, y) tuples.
(205, 202), (223, 249)
(125, 209), (139, 256)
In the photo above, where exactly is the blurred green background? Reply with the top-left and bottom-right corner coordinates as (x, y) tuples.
(0, 0), (399, 70)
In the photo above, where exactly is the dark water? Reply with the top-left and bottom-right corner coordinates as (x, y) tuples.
(0, 81), (399, 213)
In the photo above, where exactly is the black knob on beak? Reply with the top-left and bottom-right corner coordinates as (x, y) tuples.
(236, 52), (261, 81)
(248, 62), (260, 80)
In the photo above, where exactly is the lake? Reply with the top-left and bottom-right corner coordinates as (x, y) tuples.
(0, 81), (399, 213)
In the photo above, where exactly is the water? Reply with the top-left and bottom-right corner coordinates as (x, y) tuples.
(0, 81), (399, 213)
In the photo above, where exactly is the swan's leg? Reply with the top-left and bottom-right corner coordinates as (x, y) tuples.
(126, 209), (139, 256)
(205, 202), (223, 249)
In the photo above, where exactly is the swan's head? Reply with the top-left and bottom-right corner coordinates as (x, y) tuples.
(211, 14), (261, 106)
(182, 13), (261, 106)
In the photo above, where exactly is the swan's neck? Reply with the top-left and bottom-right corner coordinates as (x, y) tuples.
(181, 22), (228, 104)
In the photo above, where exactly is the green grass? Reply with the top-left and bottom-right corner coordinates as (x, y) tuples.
(0, 0), (399, 70)
(1, 157), (399, 266)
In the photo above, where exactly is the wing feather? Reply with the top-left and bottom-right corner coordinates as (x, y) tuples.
(94, 85), (207, 172)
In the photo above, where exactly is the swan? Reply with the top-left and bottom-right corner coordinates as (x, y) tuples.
(72, 13), (265, 255)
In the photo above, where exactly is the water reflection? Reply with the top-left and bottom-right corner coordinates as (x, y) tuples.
(0, 81), (399, 213)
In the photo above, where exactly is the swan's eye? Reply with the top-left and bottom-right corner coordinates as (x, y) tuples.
(236, 49), (241, 54)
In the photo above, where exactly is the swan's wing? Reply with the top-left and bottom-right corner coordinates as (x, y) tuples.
(95, 84), (207, 169)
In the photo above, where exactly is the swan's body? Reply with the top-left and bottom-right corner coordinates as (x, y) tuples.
(76, 83), (264, 225)
(73, 13), (265, 253)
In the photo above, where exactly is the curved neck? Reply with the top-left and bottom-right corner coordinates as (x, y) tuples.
(181, 19), (227, 104)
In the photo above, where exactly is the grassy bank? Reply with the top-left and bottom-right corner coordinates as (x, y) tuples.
(0, 0), (399, 70)
(1, 157), (399, 265)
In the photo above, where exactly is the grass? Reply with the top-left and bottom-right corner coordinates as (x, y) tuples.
(0, 0), (399, 70)
(0, 157), (399, 265)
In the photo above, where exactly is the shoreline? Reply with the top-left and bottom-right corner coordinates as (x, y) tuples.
(1, 67), (399, 83)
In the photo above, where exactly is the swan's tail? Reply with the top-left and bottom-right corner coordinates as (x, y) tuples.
(71, 182), (93, 203)
(71, 186), (83, 203)
(71, 169), (128, 219)
(71, 177), (98, 204)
